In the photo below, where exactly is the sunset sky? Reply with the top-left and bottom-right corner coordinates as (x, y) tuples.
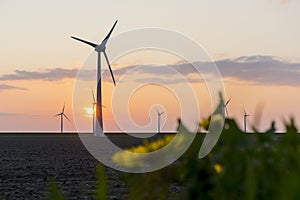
(0, 0), (300, 132)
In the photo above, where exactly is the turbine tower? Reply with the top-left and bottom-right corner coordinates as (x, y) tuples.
(71, 20), (118, 136)
(156, 110), (165, 133)
(91, 88), (97, 134)
(223, 98), (231, 118)
(244, 110), (250, 133)
(54, 103), (70, 133)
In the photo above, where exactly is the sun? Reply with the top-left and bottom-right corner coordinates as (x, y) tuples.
(84, 107), (94, 116)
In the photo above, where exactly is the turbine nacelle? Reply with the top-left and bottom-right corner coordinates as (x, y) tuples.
(95, 43), (106, 52)
(156, 109), (165, 116)
(244, 110), (250, 117)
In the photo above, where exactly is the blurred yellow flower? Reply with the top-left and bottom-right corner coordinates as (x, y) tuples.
(214, 164), (222, 174)
(127, 135), (175, 153)
(112, 135), (175, 168)
(130, 145), (148, 153)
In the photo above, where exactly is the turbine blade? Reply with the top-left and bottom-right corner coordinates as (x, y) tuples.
(225, 107), (229, 117)
(101, 20), (118, 45)
(155, 109), (159, 114)
(62, 103), (65, 113)
(103, 51), (116, 86)
(53, 113), (61, 117)
(161, 111), (165, 115)
(225, 98), (231, 106)
(91, 88), (96, 103)
(71, 36), (97, 48)
(63, 113), (70, 121)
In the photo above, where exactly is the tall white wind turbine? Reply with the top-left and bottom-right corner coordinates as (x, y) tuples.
(156, 110), (165, 133)
(71, 20), (118, 136)
(244, 110), (250, 133)
(54, 103), (70, 133)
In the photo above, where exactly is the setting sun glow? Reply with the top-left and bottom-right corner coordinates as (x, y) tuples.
(84, 107), (94, 116)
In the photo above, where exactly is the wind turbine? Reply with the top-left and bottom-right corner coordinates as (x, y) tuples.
(54, 103), (70, 133)
(71, 20), (118, 136)
(244, 110), (250, 133)
(156, 110), (165, 133)
(223, 98), (231, 118)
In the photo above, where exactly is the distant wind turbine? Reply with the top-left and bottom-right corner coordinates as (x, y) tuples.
(244, 110), (250, 133)
(223, 98), (231, 117)
(156, 110), (165, 133)
(91, 88), (97, 134)
(54, 103), (70, 133)
(71, 20), (118, 136)
(91, 88), (106, 134)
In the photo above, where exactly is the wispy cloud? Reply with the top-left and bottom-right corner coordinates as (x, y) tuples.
(0, 112), (18, 117)
(0, 68), (79, 81)
(216, 55), (300, 86)
(103, 55), (300, 86)
(0, 112), (39, 117)
(0, 84), (27, 91)
(1, 56), (300, 86)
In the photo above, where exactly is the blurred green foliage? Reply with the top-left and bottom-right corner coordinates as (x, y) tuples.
(46, 115), (300, 200)
(95, 163), (108, 200)
(47, 180), (66, 200)
(117, 116), (300, 200)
